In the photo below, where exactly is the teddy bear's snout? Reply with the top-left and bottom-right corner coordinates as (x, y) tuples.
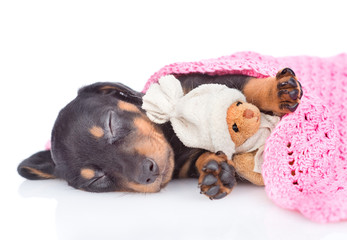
(243, 109), (255, 119)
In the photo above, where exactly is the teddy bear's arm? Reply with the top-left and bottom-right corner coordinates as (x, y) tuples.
(232, 151), (264, 186)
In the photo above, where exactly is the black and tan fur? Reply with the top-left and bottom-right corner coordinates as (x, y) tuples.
(18, 68), (302, 199)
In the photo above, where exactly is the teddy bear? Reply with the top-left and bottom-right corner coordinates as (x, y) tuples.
(142, 74), (279, 186)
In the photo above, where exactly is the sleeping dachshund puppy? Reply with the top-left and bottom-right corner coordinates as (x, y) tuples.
(17, 68), (302, 199)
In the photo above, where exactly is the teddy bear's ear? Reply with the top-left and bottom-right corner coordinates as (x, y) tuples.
(78, 82), (144, 106)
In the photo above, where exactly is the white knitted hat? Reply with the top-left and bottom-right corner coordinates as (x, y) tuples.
(142, 75), (246, 159)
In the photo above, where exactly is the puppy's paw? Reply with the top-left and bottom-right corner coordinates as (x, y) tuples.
(196, 152), (236, 200)
(275, 68), (303, 115)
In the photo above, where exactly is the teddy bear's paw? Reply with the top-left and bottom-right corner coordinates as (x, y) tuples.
(274, 68), (303, 115)
(196, 153), (236, 200)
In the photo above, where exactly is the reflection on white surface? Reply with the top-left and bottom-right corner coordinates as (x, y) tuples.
(13, 179), (347, 240)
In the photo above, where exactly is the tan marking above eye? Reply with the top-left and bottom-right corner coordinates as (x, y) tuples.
(89, 126), (104, 138)
(118, 100), (141, 113)
(80, 168), (95, 179)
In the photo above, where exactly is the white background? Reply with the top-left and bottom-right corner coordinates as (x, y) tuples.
(1, 0), (347, 239)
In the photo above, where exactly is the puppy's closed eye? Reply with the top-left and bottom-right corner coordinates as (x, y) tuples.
(105, 111), (130, 144)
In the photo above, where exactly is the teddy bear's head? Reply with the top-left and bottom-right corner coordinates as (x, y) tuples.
(226, 101), (261, 147)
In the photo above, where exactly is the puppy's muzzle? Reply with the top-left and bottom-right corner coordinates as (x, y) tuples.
(135, 158), (159, 184)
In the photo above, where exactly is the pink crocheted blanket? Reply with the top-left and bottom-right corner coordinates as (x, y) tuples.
(143, 52), (347, 223)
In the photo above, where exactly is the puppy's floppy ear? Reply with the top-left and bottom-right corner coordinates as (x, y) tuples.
(17, 150), (56, 180)
(78, 82), (144, 105)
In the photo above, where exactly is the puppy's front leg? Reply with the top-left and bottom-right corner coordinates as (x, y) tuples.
(243, 68), (303, 116)
(195, 152), (236, 200)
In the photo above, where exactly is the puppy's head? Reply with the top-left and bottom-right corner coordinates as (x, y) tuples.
(18, 82), (174, 193)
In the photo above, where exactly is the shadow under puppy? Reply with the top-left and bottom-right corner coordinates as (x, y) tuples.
(17, 68), (302, 199)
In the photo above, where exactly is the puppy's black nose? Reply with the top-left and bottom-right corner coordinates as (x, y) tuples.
(137, 158), (159, 184)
